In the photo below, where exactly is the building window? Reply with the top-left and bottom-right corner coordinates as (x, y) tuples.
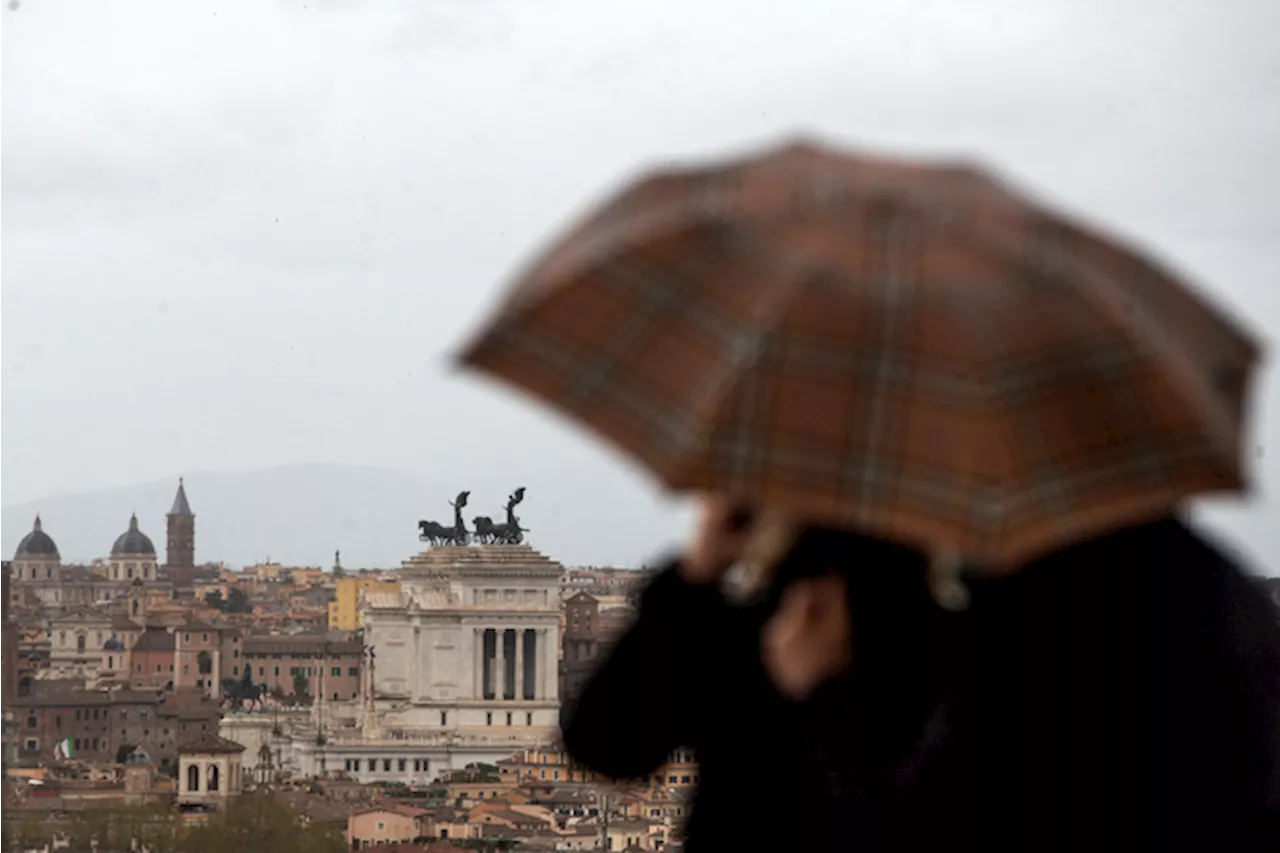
(25, 739), (38, 751)
(184, 634), (191, 642)
(486, 712), (492, 726)
(440, 712), (447, 726)
(383, 759), (391, 772)
(233, 666), (239, 676)
(26, 716), (36, 729)
(208, 765), (219, 792)
(347, 667), (357, 676)
(526, 713), (533, 726)
(398, 759), (406, 772)
(331, 667), (341, 677)
(259, 667), (265, 677)
(506, 712), (513, 726)
(187, 765), (200, 792)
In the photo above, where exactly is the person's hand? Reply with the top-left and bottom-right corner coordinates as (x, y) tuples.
(680, 496), (753, 586)
(762, 573), (853, 700)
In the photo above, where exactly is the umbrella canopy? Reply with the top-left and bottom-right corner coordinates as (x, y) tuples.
(458, 139), (1262, 567)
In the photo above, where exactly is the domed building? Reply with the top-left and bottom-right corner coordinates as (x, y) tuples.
(109, 514), (158, 582)
(101, 634), (127, 679)
(13, 516), (61, 583)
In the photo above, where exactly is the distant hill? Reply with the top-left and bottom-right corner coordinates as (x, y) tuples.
(1, 463), (688, 570)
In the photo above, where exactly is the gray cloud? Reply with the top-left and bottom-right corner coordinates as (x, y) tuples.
(3, 0), (1277, 572)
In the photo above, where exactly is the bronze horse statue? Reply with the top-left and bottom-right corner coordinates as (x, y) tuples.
(418, 490), (471, 546)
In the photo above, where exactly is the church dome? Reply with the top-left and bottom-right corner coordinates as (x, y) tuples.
(15, 516), (59, 559)
(103, 636), (125, 652)
(111, 514), (156, 556)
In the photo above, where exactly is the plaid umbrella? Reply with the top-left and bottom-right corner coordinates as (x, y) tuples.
(458, 140), (1262, 567)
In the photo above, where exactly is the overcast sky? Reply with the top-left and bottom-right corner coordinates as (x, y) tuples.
(3, 0), (1277, 572)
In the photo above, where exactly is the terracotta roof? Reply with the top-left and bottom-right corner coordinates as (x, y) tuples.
(11, 689), (162, 708)
(243, 635), (362, 655)
(352, 803), (429, 818)
(111, 614), (143, 632)
(476, 808), (547, 826)
(131, 629), (176, 653)
(178, 734), (246, 755)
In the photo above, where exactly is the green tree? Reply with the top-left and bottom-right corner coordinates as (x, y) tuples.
(226, 587), (252, 613)
(180, 794), (345, 853)
(61, 803), (181, 853)
(116, 743), (137, 763)
(204, 590), (226, 611)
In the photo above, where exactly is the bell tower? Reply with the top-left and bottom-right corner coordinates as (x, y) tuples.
(165, 478), (195, 570)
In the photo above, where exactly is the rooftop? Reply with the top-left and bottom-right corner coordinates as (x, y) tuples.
(400, 544), (564, 579)
(168, 478), (194, 518)
(178, 734), (246, 755)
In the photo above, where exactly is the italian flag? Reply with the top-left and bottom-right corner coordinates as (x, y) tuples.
(53, 737), (74, 761)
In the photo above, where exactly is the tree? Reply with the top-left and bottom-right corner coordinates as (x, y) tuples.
(58, 803), (181, 853)
(463, 761), (500, 782)
(204, 590), (226, 610)
(116, 743), (137, 763)
(180, 793), (345, 853)
(226, 587), (252, 613)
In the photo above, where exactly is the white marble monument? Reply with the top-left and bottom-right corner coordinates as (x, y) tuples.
(296, 543), (564, 782)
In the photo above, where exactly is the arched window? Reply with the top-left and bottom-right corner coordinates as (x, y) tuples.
(187, 764), (200, 792)
(76, 634), (86, 654)
(132, 599), (140, 616)
(208, 764), (219, 792)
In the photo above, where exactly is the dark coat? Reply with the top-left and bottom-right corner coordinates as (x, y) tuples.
(560, 518), (1280, 851)
(559, 530), (940, 850)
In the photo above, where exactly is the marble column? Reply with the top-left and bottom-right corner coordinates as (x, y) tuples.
(473, 628), (483, 700)
(514, 628), (524, 701)
(495, 628), (506, 700)
(538, 628), (551, 699)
